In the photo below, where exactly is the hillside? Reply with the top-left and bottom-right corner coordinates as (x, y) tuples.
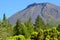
(8, 2), (60, 25)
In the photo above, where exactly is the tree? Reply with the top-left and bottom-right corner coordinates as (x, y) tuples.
(28, 17), (34, 33)
(7, 20), (12, 27)
(3, 13), (6, 22)
(21, 24), (29, 38)
(34, 15), (44, 31)
(13, 18), (21, 35)
(2, 13), (7, 27)
(6, 20), (13, 36)
(0, 21), (2, 27)
(57, 24), (60, 31)
(24, 17), (34, 36)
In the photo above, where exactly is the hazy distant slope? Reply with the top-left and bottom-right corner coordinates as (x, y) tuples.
(8, 3), (60, 25)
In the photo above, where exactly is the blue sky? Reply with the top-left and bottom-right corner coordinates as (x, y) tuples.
(0, 0), (60, 20)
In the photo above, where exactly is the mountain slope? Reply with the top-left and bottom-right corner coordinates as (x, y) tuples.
(8, 3), (60, 25)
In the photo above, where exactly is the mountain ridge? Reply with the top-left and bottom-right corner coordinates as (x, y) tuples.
(8, 2), (60, 26)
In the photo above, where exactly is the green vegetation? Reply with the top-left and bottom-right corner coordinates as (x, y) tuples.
(0, 14), (60, 40)
(13, 18), (21, 35)
(34, 15), (45, 31)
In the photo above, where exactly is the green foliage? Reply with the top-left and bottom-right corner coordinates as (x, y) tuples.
(45, 35), (50, 40)
(2, 13), (7, 27)
(3, 13), (6, 22)
(0, 38), (2, 40)
(23, 17), (34, 38)
(0, 14), (13, 40)
(13, 18), (21, 35)
(20, 24), (29, 38)
(34, 15), (45, 31)
(31, 32), (38, 40)
(6, 35), (25, 40)
(0, 27), (13, 40)
(1, 14), (60, 40)
(57, 24), (60, 31)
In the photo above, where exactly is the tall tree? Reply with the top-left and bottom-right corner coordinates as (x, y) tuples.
(13, 18), (21, 35)
(7, 20), (12, 27)
(24, 17), (34, 38)
(21, 24), (29, 38)
(3, 13), (6, 22)
(28, 17), (34, 33)
(2, 13), (7, 27)
(34, 15), (44, 31)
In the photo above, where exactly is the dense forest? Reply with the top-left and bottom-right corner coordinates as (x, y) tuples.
(0, 14), (60, 40)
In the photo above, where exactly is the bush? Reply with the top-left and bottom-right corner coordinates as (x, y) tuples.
(6, 35), (25, 40)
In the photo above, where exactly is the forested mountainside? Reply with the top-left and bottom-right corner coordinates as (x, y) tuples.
(0, 14), (60, 40)
(1, 3), (60, 40)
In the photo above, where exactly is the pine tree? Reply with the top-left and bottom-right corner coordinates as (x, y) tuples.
(3, 13), (6, 22)
(28, 17), (34, 33)
(7, 20), (13, 35)
(14, 18), (21, 35)
(24, 17), (34, 34)
(21, 24), (29, 38)
(7, 20), (12, 27)
(35, 15), (44, 31)
(0, 21), (2, 27)
(2, 13), (7, 27)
